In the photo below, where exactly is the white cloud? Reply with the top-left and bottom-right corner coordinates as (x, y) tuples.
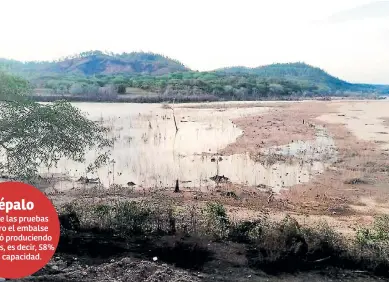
(327, 1), (389, 23)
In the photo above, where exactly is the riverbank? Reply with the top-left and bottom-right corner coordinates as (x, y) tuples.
(28, 94), (385, 104)
(16, 99), (389, 281)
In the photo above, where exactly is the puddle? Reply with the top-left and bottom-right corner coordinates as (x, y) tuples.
(11, 102), (337, 193)
(261, 126), (337, 163)
(254, 125), (337, 192)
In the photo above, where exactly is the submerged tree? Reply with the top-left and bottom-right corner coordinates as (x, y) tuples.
(0, 72), (112, 182)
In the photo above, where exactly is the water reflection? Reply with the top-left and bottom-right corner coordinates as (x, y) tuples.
(37, 103), (336, 192)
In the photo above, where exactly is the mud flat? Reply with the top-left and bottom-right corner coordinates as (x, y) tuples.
(232, 100), (389, 234)
(35, 100), (389, 232)
(162, 100), (389, 236)
(317, 100), (389, 149)
(18, 100), (389, 281)
(30, 101), (334, 193)
(33, 102), (271, 191)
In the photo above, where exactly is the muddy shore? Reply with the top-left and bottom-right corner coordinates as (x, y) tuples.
(214, 101), (389, 235)
(18, 100), (389, 281)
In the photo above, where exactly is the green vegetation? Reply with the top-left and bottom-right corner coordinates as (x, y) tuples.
(217, 62), (389, 95)
(0, 72), (111, 181)
(0, 50), (188, 77)
(357, 215), (389, 245)
(58, 199), (389, 277)
(26, 70), (356, 102)
(1, 51), (388, 102)
(204, 202), (230, 240)
(216, 62), (351, 92)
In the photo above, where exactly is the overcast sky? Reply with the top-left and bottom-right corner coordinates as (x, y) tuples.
(0, 0), (388, 84)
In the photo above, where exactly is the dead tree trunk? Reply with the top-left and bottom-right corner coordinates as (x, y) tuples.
(171, 99), (179, 133)
(174, 179), (180, 193)
(172, 110), (179, 132)
(168, 209), (176, 235)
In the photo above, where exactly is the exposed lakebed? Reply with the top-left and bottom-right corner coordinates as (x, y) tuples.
(35, 102), (337, 192)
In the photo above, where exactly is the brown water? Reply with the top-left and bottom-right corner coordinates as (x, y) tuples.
(35, 102), (336, 192)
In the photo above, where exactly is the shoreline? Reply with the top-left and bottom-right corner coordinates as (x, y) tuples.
(28, 94), (386, 104)
(27, 99), (389, 281)
(38, 99), (389, 236)
(174, 100), (389, 235)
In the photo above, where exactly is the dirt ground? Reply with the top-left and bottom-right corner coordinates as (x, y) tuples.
(47, 100), (389, 236)
(218, 100), (389, 236)
(17, 256), (386, 282)
(219, 103), (318, 157)
(19, 100), (389, 281)
(129, 100), (389, 236)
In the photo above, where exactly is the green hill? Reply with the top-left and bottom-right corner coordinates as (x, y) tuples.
(215, 63), (352, 92)
(215, 62), (389, 94)
(1, 53), (388, 102)
(0, 51), (189, 77)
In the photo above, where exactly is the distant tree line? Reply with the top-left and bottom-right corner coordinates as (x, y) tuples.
(1, 53), (388, 101)
(30, 71), (330, 100)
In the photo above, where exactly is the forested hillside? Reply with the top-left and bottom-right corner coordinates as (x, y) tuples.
(216, 62), (388, 93)
(0, 52), (388, 102)
(0, 51), (188, 77)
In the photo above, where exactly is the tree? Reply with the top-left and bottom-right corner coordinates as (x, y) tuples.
(0, 72), (111, 182)
(98, 84), (118, 98)
(69, 83), (84, 95)
(117, 84), (126, 94)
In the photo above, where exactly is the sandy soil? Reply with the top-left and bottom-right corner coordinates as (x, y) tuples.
(318, 100), (389, 149)
(219, 104), (319, 156)
(216, 100), (389, 235)
(177, 101), (290, 109)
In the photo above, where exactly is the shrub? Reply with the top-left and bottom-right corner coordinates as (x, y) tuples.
(356, 215), (389, 245)
(229, 220), (263, 243)
(117, 84), (126, 94)
(56, 201), (389, 277)
(203, 202), (230, 240)
(112, 201), (153, 235)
